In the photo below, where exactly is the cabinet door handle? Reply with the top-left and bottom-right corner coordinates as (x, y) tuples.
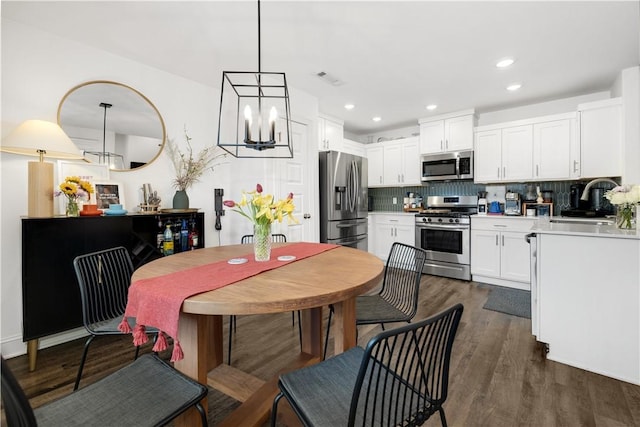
(495, 235), (499, 246)
(379, 176), (382, 184)
(503, 166), (506, 178)
(401, 174), (404, 183)
(573, 160), (579, 173)
(536, 164), (539, 177)
(502, 235), (505, 246)
(445, 139), (449, 150)
(440, 140), (443, 150)
(497, 167), (500, 178)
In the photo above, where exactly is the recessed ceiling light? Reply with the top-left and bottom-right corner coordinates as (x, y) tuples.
(372, 116), (382, 122)
(426, 104), (438, 111)
(344, 104), (355, 110)
(496, 58), (515, 68)
(506, 83), (522, 91)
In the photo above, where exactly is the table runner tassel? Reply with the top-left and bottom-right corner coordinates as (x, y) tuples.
(118, 317), (131, 334)
(152, 331), (168, 352)
(132, 324), (149, 346)
(171, 341), (184, 362)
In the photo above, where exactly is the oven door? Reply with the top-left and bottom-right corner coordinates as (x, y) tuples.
(415, 223), (470, 265)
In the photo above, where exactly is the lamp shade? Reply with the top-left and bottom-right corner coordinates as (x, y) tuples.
(1, 120), (83, 218)
(1, 119), (83, 160)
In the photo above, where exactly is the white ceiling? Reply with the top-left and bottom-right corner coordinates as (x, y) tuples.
(2, 1), (639, 135)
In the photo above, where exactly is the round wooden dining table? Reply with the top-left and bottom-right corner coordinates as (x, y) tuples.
(131, 242), (384, 426)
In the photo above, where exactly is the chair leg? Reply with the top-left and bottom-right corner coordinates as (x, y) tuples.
(297, 310), (302, 351)
(323, 305), (334, 360)
(271, 391), (284, 427)
(291, 311), (295, 326)
(438, 407), (448, 427)
(74, 335), (95, 390)
(228, 315), (234, 365)
(195, 401), (208, 427)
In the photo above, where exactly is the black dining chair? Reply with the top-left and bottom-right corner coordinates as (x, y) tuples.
(323, 242), (427, 360)
(229, 233), (301, 364)
(73, 246), (159, 390)
(1, 354), (208, 427)
(271, 303), (464, 427)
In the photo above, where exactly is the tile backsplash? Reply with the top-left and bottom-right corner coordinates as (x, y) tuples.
(368, 180), (617, 214)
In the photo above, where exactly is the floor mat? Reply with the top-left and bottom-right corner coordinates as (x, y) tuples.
(483, 286), (531, 319)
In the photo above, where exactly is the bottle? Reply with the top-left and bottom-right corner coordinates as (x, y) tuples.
(173, 220), (181, 253)
(180, 219), (189, 252)
(163, 224), (174, 255)
(188, 221), (199, 250)
(156, 219), (164, 252)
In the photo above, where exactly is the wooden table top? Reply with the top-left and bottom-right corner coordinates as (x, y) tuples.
(132, 243), (384, 316)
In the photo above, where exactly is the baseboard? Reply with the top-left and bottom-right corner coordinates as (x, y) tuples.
(1, 327), (89, 359)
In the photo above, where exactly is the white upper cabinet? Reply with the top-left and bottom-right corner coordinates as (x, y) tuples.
(342, 138), (367, 157)
(474, 125), (532, 183)
(318, 115), (344, 152)
(419, 110), (475, 154)
(475, 112), (578, 183)
(578, 98), (622, 178)
(367, 137), (420, 187)
(367, 144), (384, 187)
(502, 125), (533, 181)
(533, 118), (577, 180)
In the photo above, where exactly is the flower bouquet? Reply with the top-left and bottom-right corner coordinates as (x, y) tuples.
(55, 176), (94, 217)
(604, 185), (640, 229)
(224, 183), (297, 261)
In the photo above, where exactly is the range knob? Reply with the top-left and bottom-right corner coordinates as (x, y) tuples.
(454, 218), (460, 223)
(449, 218), (454, 223)
(437, 218), (443, 223)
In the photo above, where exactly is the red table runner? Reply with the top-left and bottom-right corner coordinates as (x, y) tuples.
(119, 242), (338, 361)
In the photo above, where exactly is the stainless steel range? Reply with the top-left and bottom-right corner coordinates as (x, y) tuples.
(415, 195), (477, 281)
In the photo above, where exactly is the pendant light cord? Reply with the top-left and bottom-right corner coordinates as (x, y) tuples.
(257, 0), (261, 73)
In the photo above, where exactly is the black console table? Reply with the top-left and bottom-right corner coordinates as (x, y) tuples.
(21, 212), (205, 370)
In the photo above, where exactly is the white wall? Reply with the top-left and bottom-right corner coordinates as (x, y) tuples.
(0, 19), (319, 357)
(618, 67), (640, 184)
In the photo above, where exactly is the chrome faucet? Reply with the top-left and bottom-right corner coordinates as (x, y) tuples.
(580, 178), (619, 201)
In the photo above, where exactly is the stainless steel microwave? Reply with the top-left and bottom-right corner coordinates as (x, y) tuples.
(420, 150), (473, 182)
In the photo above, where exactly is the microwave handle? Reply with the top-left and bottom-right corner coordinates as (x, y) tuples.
(456, 156), (460, 178)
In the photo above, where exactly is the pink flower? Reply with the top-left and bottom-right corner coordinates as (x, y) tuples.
(287, 192), (294, 200)
(256, 183), (263, 194)
(223, 200), (235, 207)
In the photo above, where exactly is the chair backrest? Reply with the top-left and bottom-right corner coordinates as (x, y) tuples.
(379, 242), (427, 320)
(1, 356), (38, 427)
(349, 303), (464, 426)
(73, 246), (134, 331)
(241, 233), (287, 244)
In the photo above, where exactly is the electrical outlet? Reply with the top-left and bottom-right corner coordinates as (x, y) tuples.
(392, 197), (397, 204)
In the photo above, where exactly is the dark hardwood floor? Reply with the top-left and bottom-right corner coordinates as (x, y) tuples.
(3, 275), (640, 426)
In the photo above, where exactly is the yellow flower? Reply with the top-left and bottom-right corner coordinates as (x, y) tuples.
(224, 184), (297, 226)
(60, 182), (78, 195)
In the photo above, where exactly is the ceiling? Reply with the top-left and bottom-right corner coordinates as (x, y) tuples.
(2, 1), (639, 136)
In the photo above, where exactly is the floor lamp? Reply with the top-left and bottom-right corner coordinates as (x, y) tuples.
(1, 120), (84, 217)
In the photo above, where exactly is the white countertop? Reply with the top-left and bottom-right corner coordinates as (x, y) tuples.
(531, 220), (640, 239)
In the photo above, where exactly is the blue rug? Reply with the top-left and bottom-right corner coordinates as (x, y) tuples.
(483, 286), (531, 319)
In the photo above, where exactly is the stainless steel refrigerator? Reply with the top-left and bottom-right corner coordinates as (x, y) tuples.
(319, 151), (368, 250)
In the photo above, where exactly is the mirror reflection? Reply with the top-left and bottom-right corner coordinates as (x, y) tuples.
(58, 80), (166, 171)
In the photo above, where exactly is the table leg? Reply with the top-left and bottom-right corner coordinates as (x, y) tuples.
(173, 313), (222, 427)
(300, 307), (323, 357)
(332, 297), (357, 354)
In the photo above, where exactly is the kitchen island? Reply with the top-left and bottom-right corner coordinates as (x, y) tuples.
(530, 220), (640, 385)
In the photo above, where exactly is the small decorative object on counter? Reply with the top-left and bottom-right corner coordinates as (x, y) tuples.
(224, 183), (298, 261)
(55, 176), (94, 217)
(188, 220), (199, 250)
(605, 185), (640, 230)
(166, 126), (221, 209)
(140, 183), (161, 213)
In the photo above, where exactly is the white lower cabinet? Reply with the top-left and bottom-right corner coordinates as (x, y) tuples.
(470, 217), (535, 290)
(370, 213), (415, 261)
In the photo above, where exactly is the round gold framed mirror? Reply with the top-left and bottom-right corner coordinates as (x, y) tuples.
(57, 80), (166, 171)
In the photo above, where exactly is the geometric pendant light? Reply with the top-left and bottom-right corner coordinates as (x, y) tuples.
(217, 0), (293, 158)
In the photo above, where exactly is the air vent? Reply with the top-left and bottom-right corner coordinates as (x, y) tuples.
(316, 71), (344, 86)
